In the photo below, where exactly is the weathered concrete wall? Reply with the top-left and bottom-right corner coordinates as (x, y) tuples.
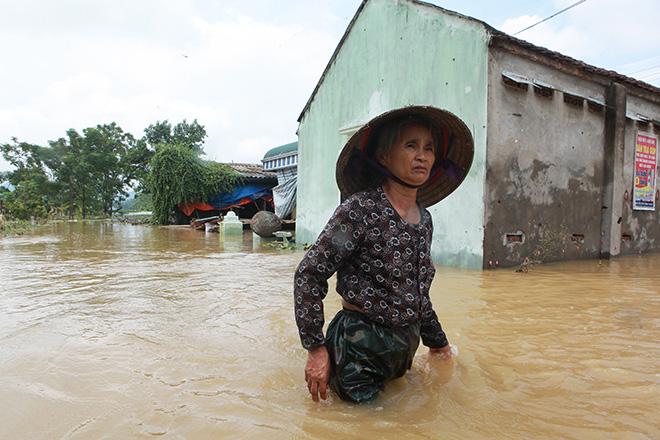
(485, 45), (660, 269)
(600, 82), (627, 259)
(620, 95), (660, 255)
(484, 48), (608, 268)
(297, 0), (489, 269)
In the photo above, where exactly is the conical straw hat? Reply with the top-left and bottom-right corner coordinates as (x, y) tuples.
(336, 105), (474, 207)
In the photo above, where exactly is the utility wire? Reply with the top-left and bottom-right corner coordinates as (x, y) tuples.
(514, 0), (587, 36)
(641, 72), (660, 83)
(627, 64), (660, 76)
(639, 69), (660, 80)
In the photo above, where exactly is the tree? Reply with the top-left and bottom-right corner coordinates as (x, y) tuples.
(0, 138), (59, 219)
(2, 179), (48, 219)
(46, 123), (138, 218)
(135, 118), (211, 215)
(1, 118), (211, 221)
(144, 119), (207, 153)
(172, 119), (207, 152)
(147, 144), (240, 225)
(82, 123), (136, 217)
(123, 138), (154, 189)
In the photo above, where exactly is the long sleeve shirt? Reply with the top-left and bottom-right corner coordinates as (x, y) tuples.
(294, 187), (449, 351)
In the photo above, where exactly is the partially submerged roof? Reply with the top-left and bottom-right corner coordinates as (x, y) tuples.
(263, 142), (298, 160)
(298, 0), (660, 121)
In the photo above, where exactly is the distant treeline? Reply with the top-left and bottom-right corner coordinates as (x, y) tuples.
(0, 119), (240, 224)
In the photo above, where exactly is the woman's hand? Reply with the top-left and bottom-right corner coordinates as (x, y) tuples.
(429, 345), (453, 360)
(305, 346), (331, 401)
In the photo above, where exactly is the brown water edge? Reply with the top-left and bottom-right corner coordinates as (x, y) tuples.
(0, 221), (658, 439)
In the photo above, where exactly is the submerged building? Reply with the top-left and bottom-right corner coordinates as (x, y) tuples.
(295, 0), (660, 269)
(175, 163), (277, 223)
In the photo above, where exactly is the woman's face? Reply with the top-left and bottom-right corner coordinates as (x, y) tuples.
(379, 123), (435, 187)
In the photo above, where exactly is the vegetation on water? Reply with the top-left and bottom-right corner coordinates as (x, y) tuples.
(516, 228), (570, 273)
(1, 119), (241, 225)
(0, 218), (37, 235)
(264, 235), (312, 251)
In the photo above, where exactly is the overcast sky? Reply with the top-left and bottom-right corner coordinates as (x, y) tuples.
(1, 0), (659, 172)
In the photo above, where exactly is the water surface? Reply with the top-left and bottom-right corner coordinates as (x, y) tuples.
(1, 222), (658, 439)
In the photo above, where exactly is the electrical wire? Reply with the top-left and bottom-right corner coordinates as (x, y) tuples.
(626, 64), (660, 76)
(639, 70), (660, 80)
(641, 72), (660, 83)
(514, 0), (587, 36)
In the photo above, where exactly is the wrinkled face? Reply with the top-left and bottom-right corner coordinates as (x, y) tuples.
(379, 123), (435, 187)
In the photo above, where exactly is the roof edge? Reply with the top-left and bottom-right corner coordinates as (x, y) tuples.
(489, 30), (660, 100)
(263, 141), (298, 159)
(297, 0), (368, 123)
(297, 0), (495, 123)
(297, 0), (660, 123)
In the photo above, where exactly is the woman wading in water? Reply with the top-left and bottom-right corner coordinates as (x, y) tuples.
(294, 105), (474, 403)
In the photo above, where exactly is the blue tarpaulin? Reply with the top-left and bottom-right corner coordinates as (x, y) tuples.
(179, 183), (274, 216)
(206, 183), (273, 209)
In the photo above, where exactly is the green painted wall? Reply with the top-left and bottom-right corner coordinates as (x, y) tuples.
(297, 0), (489, 269)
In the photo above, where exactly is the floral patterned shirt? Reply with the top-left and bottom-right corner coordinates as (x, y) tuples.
(294, 187), (449, 351)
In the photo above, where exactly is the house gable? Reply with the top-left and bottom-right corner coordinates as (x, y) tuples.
(296, 0), (490, 269)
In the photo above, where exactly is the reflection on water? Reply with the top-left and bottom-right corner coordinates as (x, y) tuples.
(1, 221), (659, 439)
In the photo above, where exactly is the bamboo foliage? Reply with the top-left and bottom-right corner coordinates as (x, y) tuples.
(147, 144), (240, 225)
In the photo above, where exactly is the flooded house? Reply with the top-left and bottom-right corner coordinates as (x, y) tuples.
(175, 163), (278, 225)
(295, 0), (660, 269)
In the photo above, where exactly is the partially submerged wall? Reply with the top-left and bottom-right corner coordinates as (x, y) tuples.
(620, 94), (660, 254)
(484, 45), (660, 268)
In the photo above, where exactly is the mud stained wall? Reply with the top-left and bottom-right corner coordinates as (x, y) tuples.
(484, 48), (608, 268)
(621, 94), (660, 255)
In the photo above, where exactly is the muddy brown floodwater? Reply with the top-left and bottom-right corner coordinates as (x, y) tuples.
(1, 221), (659, 439)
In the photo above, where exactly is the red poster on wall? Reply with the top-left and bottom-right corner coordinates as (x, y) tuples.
(633, 133), (658, 211)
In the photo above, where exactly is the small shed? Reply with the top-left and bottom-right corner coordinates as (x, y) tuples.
(175, 163), (278, 224)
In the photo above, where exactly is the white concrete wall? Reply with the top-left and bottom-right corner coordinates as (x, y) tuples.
(297, 0), (490, 269)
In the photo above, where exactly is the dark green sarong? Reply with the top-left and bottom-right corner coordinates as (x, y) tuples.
(326, 309), (421, 404)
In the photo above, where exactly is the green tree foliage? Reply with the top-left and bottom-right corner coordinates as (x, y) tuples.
(1, 118), (217, 221)
(131, 119), (208, 195)
(144, 119), (207, 153)
(47, 124), (137, 218)
(82, 123), (137, 217)
(147, 145), (240, 225)
(0, 138), (61, 219)
(2, 179), (48, 219)
(2, 123), (142, 219)
(120, 191), (152, 212)
(132, 192), (153, 212)
(1, 138), (44, 173)
(123, 138), (154, 190)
